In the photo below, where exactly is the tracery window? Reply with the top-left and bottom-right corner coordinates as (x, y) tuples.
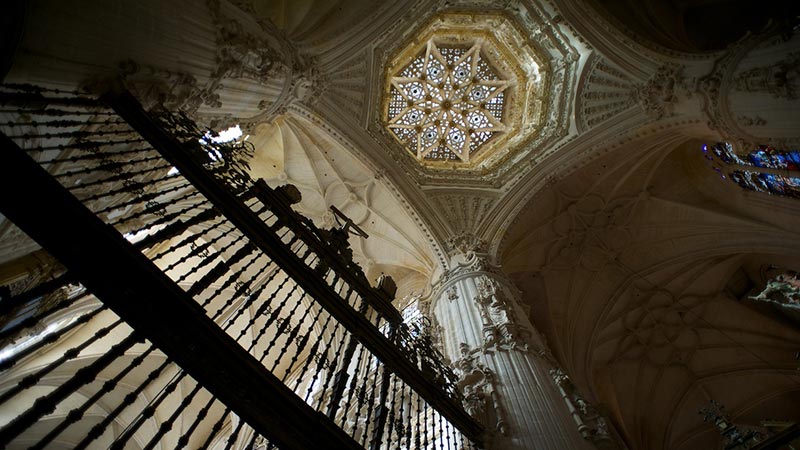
(702, 142), (800, 198)
(387, 40), (510, 162)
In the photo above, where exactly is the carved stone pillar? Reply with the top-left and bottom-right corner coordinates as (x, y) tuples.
(427, 251), (599, 450)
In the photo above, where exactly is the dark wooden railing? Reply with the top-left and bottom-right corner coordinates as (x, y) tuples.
(0, 83), (484, 450)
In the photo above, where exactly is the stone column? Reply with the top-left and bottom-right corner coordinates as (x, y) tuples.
(426, 251), (613, 450)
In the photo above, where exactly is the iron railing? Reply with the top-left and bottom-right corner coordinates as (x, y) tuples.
(0, 83), (483, 450)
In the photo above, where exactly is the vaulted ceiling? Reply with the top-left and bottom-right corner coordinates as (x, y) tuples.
(501, 134), (800, 449)
(245, 113), (437, 298)
(2, 0), (799, 449)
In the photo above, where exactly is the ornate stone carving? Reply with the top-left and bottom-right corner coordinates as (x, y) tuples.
(99, 0), (326, 131)
(750, 271), (800, 309)
(209, 17), (285, 85)
(0, 252), (62, 298)
(455, 343), (508, 437)
(114, 60), (214, 113)
(733, 52), (800, 100)
(543, 192), (643, 272)
(0, 252), (69, 341)
(430, 193), (497, 241)
(464, 253), (502, 276)
(475, 276), (530, 350)
(364, 7), (579, 189)
(251, 435), (270, 450)
(550, 368), (621, 449)
(446, 231), (486, 256)
(446, 285), (459, 303)
(578, 57), (637, 130)
(597, 287), (714, 369)
(695, 25), (800, 148)
(633, 65), (688, 119)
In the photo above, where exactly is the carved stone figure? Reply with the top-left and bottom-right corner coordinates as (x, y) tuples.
(472, 275), (532, 350)
(595, 417), (610, 437)
(549, 366), (623, 447)
(463, 384), (487, 419)
(455, 345), (507, 438)
(447, 285), (459, 303)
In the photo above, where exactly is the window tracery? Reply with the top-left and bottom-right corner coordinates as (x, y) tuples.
(387, 40), (510, 163)
(702, 142), (800, 198)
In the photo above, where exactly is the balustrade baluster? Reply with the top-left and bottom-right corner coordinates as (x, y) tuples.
(176, 396), (220, 449)
(281, 295), (329, 382)
(110, 369), (190, 449)
(28, 344), (158, 450)
(0, 304), (104, 372)
(0, 290), (88, 342)
(0, 84), (485, 450)
(199, 407), (231, 450)
(224, 419), (247, 450)
(0, 332), (140, 446)
(141, 381), (205, 450)
(0, 318), (125, 406)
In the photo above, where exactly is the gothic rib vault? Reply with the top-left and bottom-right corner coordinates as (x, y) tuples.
(1, 0), (800, 449)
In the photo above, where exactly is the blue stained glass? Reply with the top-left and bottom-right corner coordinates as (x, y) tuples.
(704, 142), (800, 199)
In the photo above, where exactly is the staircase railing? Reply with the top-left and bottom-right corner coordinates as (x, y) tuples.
(0, 83), (484, 450)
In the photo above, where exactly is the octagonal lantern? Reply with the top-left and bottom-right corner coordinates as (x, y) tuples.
(382, 13), (550, 172)
(387, 40), (511, 163)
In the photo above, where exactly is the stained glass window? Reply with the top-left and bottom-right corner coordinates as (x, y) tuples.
(750, 271), (800, 309)
(387, 40), (510, 162)
(702, 142), (800, 199)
